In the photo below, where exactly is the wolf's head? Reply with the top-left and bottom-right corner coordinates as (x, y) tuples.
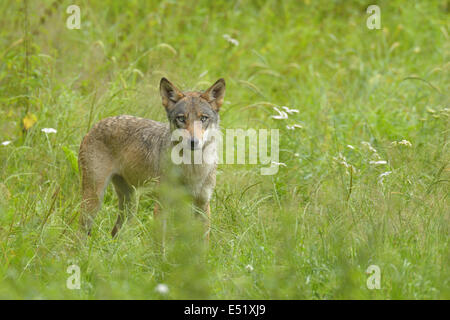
(160, 77), (225, 151)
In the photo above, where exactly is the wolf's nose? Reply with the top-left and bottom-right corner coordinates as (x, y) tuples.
(190, 138), (199, 150)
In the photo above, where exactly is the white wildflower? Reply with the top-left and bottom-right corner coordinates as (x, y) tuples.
(370, 160), (387, 165)
(223, 34), (239, 46)
(281, 106), (299, 114)
(361, 141), (377, 153)
(271, 161), (287, 167)
(41, 128), (57, 134)
(271, 107), (288, 120)
(391, 139), (412, 147)
(286, 124), (303, 130)
(1, 141), (12, 146)
(333, 153), (349, 168)
(378, 171), (392, 184)
(346, 144), (355, 150)
(333, 153), (357, 175)
(155, 283), (169, 295)
(245, 264), (254, 272)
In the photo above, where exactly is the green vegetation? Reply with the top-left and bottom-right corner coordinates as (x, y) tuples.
(0, 0), (448, 299)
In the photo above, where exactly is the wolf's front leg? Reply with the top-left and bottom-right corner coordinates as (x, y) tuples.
(194, 198), (211, 242)
(204, 202), (211, 242)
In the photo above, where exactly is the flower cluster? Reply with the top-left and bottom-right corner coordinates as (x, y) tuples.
(155, 283), (169, 295)
(391, 139), (412, 147)
(271, 106), (303, 131)
(41, 128), (57, 134)
(222, 34), (239, 46)
(333, 152), (357, 175)
(1, 141), (11, 146)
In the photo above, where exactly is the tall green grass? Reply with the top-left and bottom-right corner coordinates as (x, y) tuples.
(0, 0), (448, 299)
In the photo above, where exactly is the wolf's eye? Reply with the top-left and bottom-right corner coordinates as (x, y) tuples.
(176, 115), (186, 123)
(200, 115), (209, 123)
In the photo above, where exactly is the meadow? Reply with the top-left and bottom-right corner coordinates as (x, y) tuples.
(0, 0), (448, 299)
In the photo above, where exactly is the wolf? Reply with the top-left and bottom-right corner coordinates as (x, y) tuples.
(78, 77), (225, 238)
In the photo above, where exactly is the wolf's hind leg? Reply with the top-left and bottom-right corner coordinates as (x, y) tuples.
(111, 174), (134, 237)
(80, 167), (113, 235)
(79, 140), (117, 236)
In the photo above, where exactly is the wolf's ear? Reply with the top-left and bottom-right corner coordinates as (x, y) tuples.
(160, 78), (184, 109)
(201, 78), (226, 111)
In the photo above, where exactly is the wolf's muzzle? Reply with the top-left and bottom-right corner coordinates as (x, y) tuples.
(190, 137), (200, 150)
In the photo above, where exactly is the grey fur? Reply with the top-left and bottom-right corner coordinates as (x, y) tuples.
(78, 78), (225, 238)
